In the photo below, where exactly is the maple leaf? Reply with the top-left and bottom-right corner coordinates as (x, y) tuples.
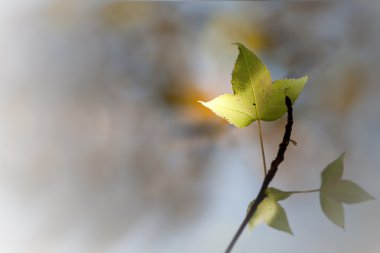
(248, 191), (293, 235)
(319, 153), (374, 228)
(200, 43), (308, 128)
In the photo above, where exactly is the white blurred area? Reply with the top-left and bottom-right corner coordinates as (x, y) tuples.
(0, 1), (379, 253)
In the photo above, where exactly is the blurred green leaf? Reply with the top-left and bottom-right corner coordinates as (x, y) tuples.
(320, 193), (345, 229)
(200, 43), (307, 128)
(321, 153), (345, 187)
(248, 196), (293, 235)
(325, 180), (374, 204)
(266, 187), (292, 201)
(319, 153), (374, 228)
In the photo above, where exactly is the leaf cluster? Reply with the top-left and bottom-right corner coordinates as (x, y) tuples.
(199, 43), (374, 253)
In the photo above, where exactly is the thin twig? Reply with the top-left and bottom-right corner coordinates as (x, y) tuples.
(225, 96), (293, 253)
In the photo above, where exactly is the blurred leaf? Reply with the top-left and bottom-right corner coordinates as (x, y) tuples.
(324, 180), (374, 204)
(321, 153), (345, 187)
(319, 153), (374, 228)
(266, 187), (293, 201)
(248, 196), (293, 235)
(320, 193), (345, 229)
(200, 43), (307, 128)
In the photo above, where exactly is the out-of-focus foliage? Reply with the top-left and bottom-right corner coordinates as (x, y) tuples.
(266, 188), (293, 201)
(246, 153), (373, 235)
(320, 154), (374, 228)
(248, 195), (293, 235)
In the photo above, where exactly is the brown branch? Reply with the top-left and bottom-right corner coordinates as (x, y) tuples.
(225, 96), (294, 253)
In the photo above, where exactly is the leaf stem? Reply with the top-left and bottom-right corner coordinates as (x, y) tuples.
(225, 96), (293, 253)
(286, 188), (320, 194)
(256, 118), (267, 175)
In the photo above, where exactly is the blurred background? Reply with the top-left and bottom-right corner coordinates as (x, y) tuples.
(0, 1), (379, 253)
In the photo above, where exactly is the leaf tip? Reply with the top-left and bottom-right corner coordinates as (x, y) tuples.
(335, 218), (345, 230)
(232, 42), (254, 57)
(232, 42), (243, 48)
(198, 100), (212, 110)
(286, 227), (294, 235)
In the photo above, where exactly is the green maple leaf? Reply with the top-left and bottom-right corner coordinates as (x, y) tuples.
(319, 153), (374, 229)
(200, 43), (308, 128)
(248, 191), (293, 235)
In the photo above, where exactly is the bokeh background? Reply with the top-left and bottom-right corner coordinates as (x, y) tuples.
(0, 1), (379, 253)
